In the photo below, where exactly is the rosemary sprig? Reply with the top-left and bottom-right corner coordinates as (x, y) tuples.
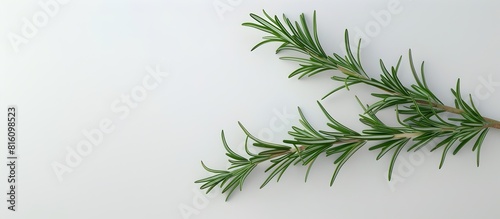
(196, 11), (500, 200)
(242, 10), (500, 128)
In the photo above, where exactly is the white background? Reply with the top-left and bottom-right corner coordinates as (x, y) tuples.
(1, 0), (500, 218)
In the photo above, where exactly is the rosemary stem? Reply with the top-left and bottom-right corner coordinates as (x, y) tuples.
(334, 64), (500, 129)
(338, 66), (369, 80)
(393, 132), (423, 138)
(429, 102), (500, 129)
(271, 145), (306, 158)
(352, 77), (500, 129)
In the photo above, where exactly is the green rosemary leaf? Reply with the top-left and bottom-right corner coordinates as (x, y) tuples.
(261, 153), (298, 188)
(369, 139), (401, 152)
(452, 129), (482, 155)
(388, 138), (410, 180)
(304, 158), (317, 182)
(238, 122), (290, 150)
(473, 128), (489, 166)
(330, 141), (366, 186)
(221, 131), (247, 161)
(438, 138), (458, 169)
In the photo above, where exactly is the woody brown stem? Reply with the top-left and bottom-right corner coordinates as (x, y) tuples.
(415, 100), (500, 129)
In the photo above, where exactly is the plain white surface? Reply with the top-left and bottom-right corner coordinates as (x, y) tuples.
(1, 0), (500, 218)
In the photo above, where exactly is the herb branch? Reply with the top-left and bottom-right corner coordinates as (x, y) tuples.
(196, 10), (499, 200)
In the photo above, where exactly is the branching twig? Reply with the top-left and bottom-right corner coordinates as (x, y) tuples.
(196, 10), (498, 200)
